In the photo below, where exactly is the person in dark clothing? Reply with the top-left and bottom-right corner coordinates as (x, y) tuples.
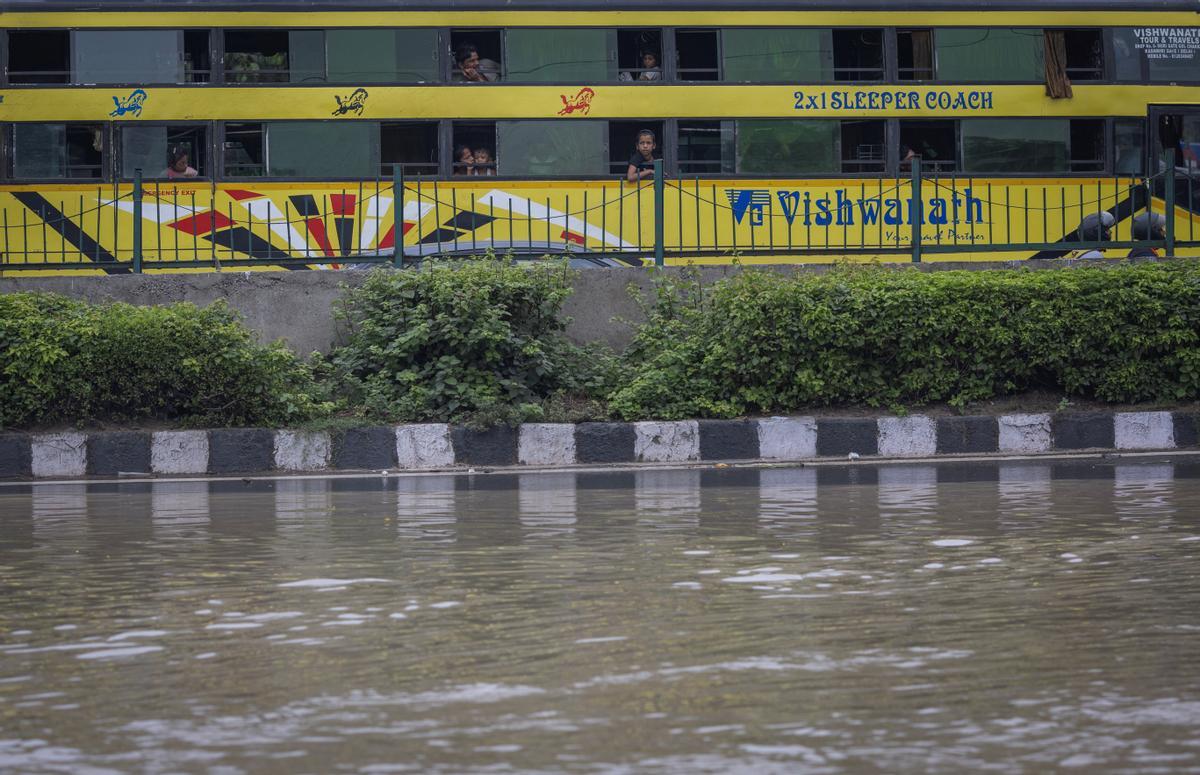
(625, 129), (660, 182)
(1128, 212), (1167, 258)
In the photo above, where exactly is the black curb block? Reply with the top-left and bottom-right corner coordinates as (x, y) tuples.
(0, 434), (32, 478)
(816, 418), (878, 457)
(333, 426), (399, 470)
(936, 416), (999, 454)
(1173, 412), (1199, 448)
(698, 419), (759, 460)
(452, 426), (518, 466)
(208, 429), (274, 474)
(87, 431), (151, 476)
(575, 423), (635, 464)
(1052, 412), (1116, 450)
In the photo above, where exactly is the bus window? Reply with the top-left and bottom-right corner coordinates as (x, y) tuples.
(327, 29), (439, 83)
(1113, 28), (1200, 83)
(73, 31), (186, 85)
(677, 29), (719, 81)
(506, 29), (616, 82)
(496, 121), (607, 176)
(224, 30), (325, 83)
(266, 121), (376, 178)
(1063, 30), (1103, 80)
(678, 121), (734, 175)
(840, 120), (885, 173)
(897, 29), (934, 81)
(380, 122), (439, 177)
(8, 31), (70, 84)
(736, 120), (839, 175)
(723, 29), (833, 83)
(184, 31), (212, 83)
(120, 124), (208, 179)
(899, 120), (958, 173)
(1069, 119), (1105, 172)
(1113, 119), (1145, 175)
(223, 123), (265, 176)
(617, 29), (663, 81)
(962, 119), (1070, 173)
(936, 29), (1043, 82)
(452, 122), (497, 175)
(609, 121), (664, 175)
(451, 30), (502, 82)
(833, 29), (884, 81)
(11, 123), (103, 179)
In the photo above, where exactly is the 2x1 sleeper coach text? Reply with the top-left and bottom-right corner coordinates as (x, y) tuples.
(793, 90), (995, 112)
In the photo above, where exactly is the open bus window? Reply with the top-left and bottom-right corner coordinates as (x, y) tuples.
(677, 29), (719, 81)
(325, 29), (439, 83)
(840, 120), (885, 173)
(121, 124), (207, 179)
(617, 29), (662, 81)
(506, 28), (616, 82)
(1069, 119), (1105, 172)
(899, 120), (957, 173)
(1114, 118), (1145, 175)
(897, 29), (934, 80)
(723, 29), (833, 82)
(224, 30), (325, 83)
(381, 122), (439, 177)
(1062, 29), (1103, 80)
(184, 31), (212, 83)
(497, 121), (607, 176)
(609, 121), (664, 176)
(223, 123), (264, 176)
(8, 30), (70, 84)
(678, 121), (734, 175)
(736, 120), (840, 175)
(453, 122), (498, 175)
(451, 30), (502, 82)
(1113, 28), (1200, 83)
(11, 123), (103, 179)
(833, 29), (884, 81)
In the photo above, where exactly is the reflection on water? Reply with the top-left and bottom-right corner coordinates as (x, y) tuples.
(2, 459), (1200, 773)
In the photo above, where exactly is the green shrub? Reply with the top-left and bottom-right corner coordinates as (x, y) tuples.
(608, 261), (1200, 419)
(0, 293), (329, 429)
(327, 260), (618, 425)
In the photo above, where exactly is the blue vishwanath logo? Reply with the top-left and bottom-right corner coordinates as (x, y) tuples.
(727, 188), (987, 227)
(109, 89), (148, 118)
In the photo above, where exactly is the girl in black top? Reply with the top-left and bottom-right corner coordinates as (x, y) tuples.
(626, 129), (660, 183)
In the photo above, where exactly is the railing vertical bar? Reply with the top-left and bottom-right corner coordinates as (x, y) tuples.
(132, 169), (143, 272)
(653, 159), (664, 267)
(451, 186), (459, 254)
(1165, 148), (1177, 256)
(471, 191), (478, 253)
(910, 156), (921, 263)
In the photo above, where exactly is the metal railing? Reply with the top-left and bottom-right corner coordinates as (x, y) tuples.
(0, 155), (1195, 273)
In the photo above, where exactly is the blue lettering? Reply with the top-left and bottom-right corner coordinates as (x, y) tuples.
(981, 91), (993, 109)
(925, 91), (938, 110)
(963, 187), (984, 223)
(830, 91), (843, 110)
(858, 198), (881, 225)
(815, 196), (833, 226)
(835, 190), (854, 226)
(883, 198), (903, 225)
(929, 197), (948, 225)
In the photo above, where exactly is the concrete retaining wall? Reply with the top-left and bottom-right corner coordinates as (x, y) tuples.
(2, 410), (1195, 479)
(0, 259), (1132, 354)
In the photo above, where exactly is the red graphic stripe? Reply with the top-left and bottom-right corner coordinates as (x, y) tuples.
(168, 210), (234, 236)
(304, 218), (335, 257)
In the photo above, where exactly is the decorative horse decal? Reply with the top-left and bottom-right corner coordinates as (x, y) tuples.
(558, 87), (595, 116)
(109, 89), (148, 118)
(332, 88), (369, 116)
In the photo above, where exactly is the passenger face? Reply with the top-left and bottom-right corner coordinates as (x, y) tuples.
(172, 154), (189, 171)
(459, 147), (474, 163)
(642, 52), (657, 69)
(637, 135), (655, 156)
(473, 149), (491, 164)
(461, 52), (480, 71)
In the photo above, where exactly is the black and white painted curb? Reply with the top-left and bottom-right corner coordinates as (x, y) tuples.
(1, 411), (1196, 479)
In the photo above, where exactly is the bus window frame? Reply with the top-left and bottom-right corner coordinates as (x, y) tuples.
(6, 121), (110, 182)
(114, 120), (213, 182)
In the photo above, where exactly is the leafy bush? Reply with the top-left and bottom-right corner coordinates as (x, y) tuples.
(608, 261), (1200, 419)
(327, 260), (617, 425)
(0, 293), (329, 429)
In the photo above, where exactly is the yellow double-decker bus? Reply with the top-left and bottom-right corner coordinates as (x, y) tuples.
(0, 0), (1198, 273)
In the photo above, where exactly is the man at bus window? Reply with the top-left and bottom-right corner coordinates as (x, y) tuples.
(454, 43), (500, 82)
(1127, 212), (1166, 258)
(166, 146), (198, 179)
(621, 50), (662, 81)
(626, 129), (660, 182)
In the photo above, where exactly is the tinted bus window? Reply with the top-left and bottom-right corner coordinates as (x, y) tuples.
(736, 120), (839, 174)
(1113, 28), (1200, 83)
(937, 28), (1043, 81)
(266, 121), (376, 177)
(1114, 118), (1145, 175)
(120, 125), (207, 179)
(12, 123), (103, 179)
(722, 29), (832, 82)
(962, 119), (1068, 172)
(496, 121), (607, 176)
(73, 30), (182, 84)
(327, 29), (440, 83)
(505, 29), (616, 82)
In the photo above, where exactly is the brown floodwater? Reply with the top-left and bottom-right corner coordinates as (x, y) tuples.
(1, 458), (1199, 773)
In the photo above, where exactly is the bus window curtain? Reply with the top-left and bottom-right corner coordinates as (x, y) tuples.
(1044, 30), (1073, 99)
(911, 30), (933, 78)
